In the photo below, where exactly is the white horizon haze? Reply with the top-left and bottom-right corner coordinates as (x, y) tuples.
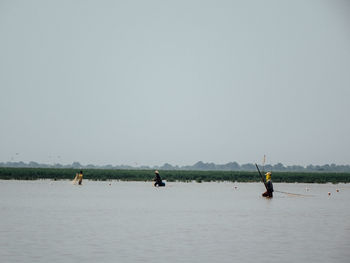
(1, 0), (350, 167)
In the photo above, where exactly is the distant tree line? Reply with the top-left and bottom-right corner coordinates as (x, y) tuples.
(1, 161), (350, 173)
(0, 167), (349, 183)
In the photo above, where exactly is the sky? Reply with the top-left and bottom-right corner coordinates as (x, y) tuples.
(0, 0), (349, 167)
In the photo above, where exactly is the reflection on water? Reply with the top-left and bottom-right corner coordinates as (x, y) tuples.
(0, 181), (349, 263)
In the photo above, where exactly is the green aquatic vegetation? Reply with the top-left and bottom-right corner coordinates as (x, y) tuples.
(0, 167), (349, 183)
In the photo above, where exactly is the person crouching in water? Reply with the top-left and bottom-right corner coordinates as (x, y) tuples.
(262, 172), (273, 198)
(153, 170), (165, 187)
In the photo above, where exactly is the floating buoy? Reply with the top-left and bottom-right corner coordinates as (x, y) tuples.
(336, 189), (339, 192)
(328, 192), (331, 196)
(234, 186), (238, 189)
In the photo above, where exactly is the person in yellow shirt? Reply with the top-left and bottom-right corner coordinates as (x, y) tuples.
(73, 170), (84, 185)
(262, 172), (274, 198)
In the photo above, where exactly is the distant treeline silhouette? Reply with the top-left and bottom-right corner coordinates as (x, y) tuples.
(0, 167), (349, 183)
(1, 161), (350, 173)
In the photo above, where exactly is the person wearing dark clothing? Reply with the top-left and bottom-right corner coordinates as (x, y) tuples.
(262, 172), (273, 198)
(153, 170), (165, 187)
(78, 170), (83, 185)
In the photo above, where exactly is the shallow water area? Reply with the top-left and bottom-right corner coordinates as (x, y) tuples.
(1, 180), (349, 263)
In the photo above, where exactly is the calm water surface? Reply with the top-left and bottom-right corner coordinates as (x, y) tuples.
(1, 180), (349, 263)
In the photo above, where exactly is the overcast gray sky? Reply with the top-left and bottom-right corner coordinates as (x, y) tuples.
(1, 0), (349, 166)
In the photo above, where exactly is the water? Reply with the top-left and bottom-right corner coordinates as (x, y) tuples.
(1, 180), (349, 263)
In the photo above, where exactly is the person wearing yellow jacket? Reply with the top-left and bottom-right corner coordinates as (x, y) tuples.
(262, 172), (274, 198)
(73, 170), (84, 185)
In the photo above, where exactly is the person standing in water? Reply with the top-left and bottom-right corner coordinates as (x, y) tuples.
(78, 170), (83, 185)
(262, 172), (273, 198)
(153, 170), (165, 187)
(73, 170), (84, 185)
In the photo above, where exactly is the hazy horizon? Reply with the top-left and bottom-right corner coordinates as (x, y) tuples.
(2, 159), (350, 168)
(1, 0), (350, 167)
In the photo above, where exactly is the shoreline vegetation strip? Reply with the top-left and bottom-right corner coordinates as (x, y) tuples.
(0, 168), (349, 183)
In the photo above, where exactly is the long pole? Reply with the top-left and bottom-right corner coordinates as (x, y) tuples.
(255, 163), (267, 191)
